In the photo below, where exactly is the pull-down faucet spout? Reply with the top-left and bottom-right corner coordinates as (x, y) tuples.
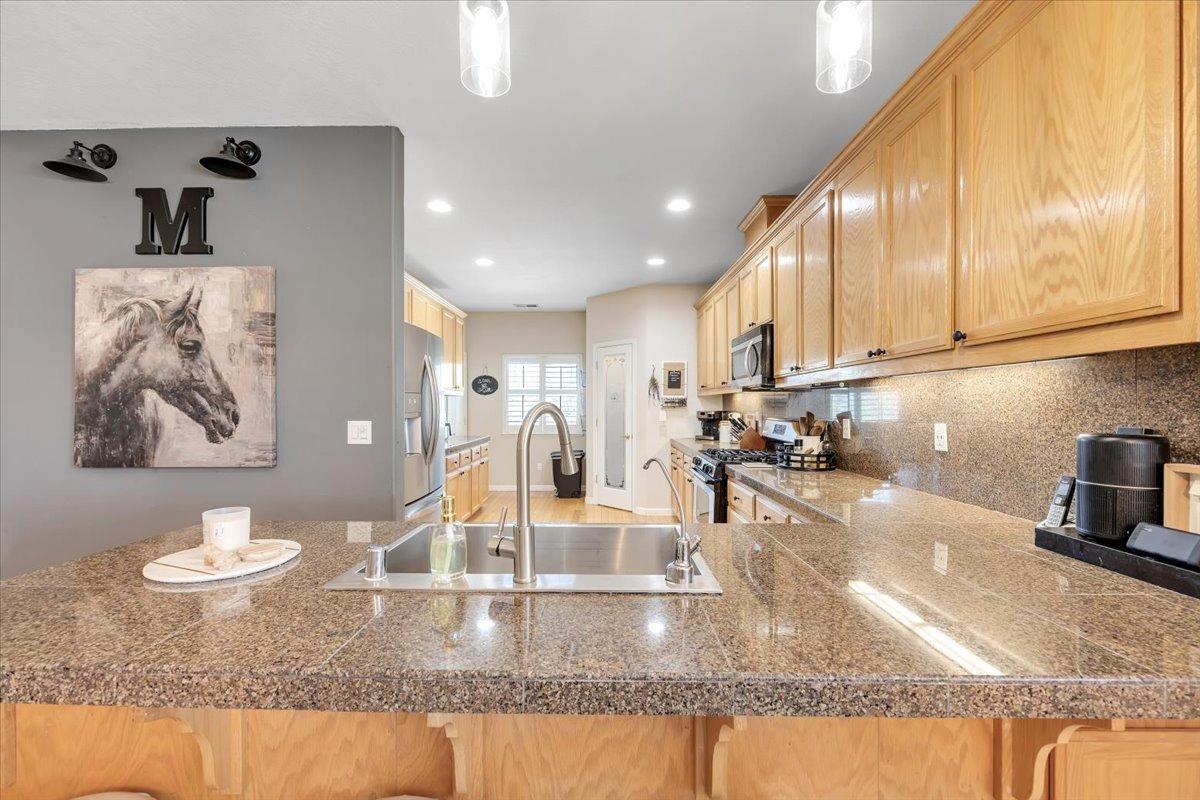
(489, 402), (577, 584)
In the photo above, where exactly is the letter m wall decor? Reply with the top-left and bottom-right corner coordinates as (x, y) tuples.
(135, 187), (214, 255)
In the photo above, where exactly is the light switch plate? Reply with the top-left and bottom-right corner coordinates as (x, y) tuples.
(347, 420), (372, 444)
(842, 419), (852, 440)
(933, 422), (948, 452)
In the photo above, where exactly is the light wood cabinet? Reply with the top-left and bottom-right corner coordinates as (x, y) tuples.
(406, 275), (468, 392)
(696, 302), (710, 388)
(755, 494), (789, 525)
(454, 315), (466, 391)
(882, 75), (955, 359)
(772, 226), (799, 377)
(755, 247), (773, 325)
(833, 146), (885, 367)
(956, 0), (1181, 346)
(727, 480), (756, 520)
(682, 469), (695, 524)
(721, 282), (739, 387)
(693, 0), (1196, 389)
(738, 262), (757, 331)
(799, 189), (834, 373)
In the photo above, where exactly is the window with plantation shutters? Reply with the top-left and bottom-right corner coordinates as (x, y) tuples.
(502, 354), (585, 434)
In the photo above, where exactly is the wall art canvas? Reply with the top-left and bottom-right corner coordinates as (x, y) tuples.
(74, 266), (276, 468)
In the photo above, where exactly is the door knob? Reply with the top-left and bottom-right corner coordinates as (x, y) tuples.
(952, 329), (967, 342)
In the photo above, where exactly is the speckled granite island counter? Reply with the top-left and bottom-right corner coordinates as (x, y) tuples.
(3, 470), (1198, 798)
(2, 488), (1198, 718)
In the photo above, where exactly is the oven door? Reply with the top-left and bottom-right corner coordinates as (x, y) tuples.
(691, 468), (725, 524)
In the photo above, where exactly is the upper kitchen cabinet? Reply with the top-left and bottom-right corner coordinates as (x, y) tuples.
(733, 246), (774, 331)
(956, 0), (1182, 346)
(737, 261), (757, 331)
(882, 74), (955, 358)
(699, 300), (716, 389)
(405, 274), (468, 392)
(772, 226), (799, 378)
(833, 145), (885, 367)
(799, 189), (834, 373)
(720, 281), (739, 388)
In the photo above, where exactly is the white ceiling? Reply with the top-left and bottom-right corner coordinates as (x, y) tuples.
(0, 0), (974, 311)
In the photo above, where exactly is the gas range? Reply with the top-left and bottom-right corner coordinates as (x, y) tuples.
(692, 448), (778, 480)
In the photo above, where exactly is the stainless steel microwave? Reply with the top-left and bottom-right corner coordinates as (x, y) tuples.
(731, 323), (774, 389)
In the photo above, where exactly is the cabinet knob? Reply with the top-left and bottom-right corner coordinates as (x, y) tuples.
(876, 348), (887, 357)
(867, 349), (877, 358)
(952, 329), (967, 342)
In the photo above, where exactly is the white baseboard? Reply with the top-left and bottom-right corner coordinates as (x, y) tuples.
(635, 506), (673, 516)
(489, 484), (557, 492)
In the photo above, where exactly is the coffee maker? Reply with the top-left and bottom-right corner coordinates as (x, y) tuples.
(696, 410), (724, 441)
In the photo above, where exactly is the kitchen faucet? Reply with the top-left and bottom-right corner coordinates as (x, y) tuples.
(489, 401), (577, 584)
(642, 457), (695, 585)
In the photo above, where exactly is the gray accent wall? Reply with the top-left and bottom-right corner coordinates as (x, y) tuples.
(0, 126), (404, 578)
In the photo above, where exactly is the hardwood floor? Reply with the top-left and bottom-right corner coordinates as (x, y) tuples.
(466, 491), (675, 524)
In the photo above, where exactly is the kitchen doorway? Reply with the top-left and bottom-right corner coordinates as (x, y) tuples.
(592, 340), (635, 511)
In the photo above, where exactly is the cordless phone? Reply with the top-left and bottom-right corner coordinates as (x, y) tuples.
(1044, 475), (1076, 528)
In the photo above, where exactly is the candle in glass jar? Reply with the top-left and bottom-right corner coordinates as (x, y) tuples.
(202, 506), (251, 552)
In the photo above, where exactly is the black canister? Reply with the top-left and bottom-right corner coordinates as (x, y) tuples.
(1075, 427), (1170, 542)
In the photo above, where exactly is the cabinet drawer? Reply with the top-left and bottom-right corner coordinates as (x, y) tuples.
(755, 495), (788, 525)
(727, 481), (756, 519)
(446, 451), (462, 471)
(481, 443), (490, 458)
(461, 448), (474, 464)
(471, 446), (483, 461)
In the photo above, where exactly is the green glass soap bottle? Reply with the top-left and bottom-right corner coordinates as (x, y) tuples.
(429, 494), (467, 582)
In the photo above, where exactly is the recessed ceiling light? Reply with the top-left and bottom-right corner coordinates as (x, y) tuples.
(474, 257), (494, 267)
(647, 257), (666, 267)
(426, 198), (453, 213)
(666, 197), (692, 213)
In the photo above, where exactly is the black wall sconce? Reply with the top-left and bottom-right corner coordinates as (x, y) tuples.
(42, 141), (119, 182)
(199, 136), (261, 179)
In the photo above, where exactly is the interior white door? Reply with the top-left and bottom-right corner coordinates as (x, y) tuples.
(593, 341), (634, 511)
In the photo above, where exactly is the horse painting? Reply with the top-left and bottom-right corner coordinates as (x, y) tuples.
(74, 267), (276, 468)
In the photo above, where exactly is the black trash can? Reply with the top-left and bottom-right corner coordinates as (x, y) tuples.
(551, 450), (586, 498)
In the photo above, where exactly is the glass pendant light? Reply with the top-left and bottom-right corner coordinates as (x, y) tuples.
(815, 0), (872, 94)
(459, 1), (511, 98)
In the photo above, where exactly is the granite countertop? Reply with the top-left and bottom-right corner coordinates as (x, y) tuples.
(2, 461), (1197, 719)
(445, 434), (490, 453)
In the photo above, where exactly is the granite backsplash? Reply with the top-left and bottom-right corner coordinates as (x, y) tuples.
(725, 343), (1200, 522)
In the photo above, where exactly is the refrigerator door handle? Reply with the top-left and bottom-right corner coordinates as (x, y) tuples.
(422, 353), (441, 466)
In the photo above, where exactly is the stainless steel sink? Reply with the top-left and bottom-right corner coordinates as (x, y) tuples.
(324, 523), (722, 594)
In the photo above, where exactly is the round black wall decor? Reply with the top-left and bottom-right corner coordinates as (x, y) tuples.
(471, 375), (499, 395)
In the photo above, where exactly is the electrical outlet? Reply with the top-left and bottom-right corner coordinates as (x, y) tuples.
(842, 418), (852, 440)
(933, 542), (949, 574)
(347, 420), (372, 444)
(933, 422), (948, 452)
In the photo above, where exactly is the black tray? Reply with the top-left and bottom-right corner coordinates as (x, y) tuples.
(1035, 524), (1199, 599)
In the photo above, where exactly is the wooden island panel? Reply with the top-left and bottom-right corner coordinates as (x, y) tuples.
(4, 703), (1197, 799)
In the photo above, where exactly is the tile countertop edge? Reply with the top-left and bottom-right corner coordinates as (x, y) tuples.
(445, 434), (491, 453)
(3, 666), (1195, 719)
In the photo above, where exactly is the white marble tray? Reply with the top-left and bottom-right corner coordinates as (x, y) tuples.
(142, 539), (301, 584)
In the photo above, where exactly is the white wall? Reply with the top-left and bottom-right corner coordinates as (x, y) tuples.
(585, 284), (721, 514)
(465, 311), (587, 490)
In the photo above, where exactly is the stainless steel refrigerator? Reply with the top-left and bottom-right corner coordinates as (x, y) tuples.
(402, 323), (446, 518)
